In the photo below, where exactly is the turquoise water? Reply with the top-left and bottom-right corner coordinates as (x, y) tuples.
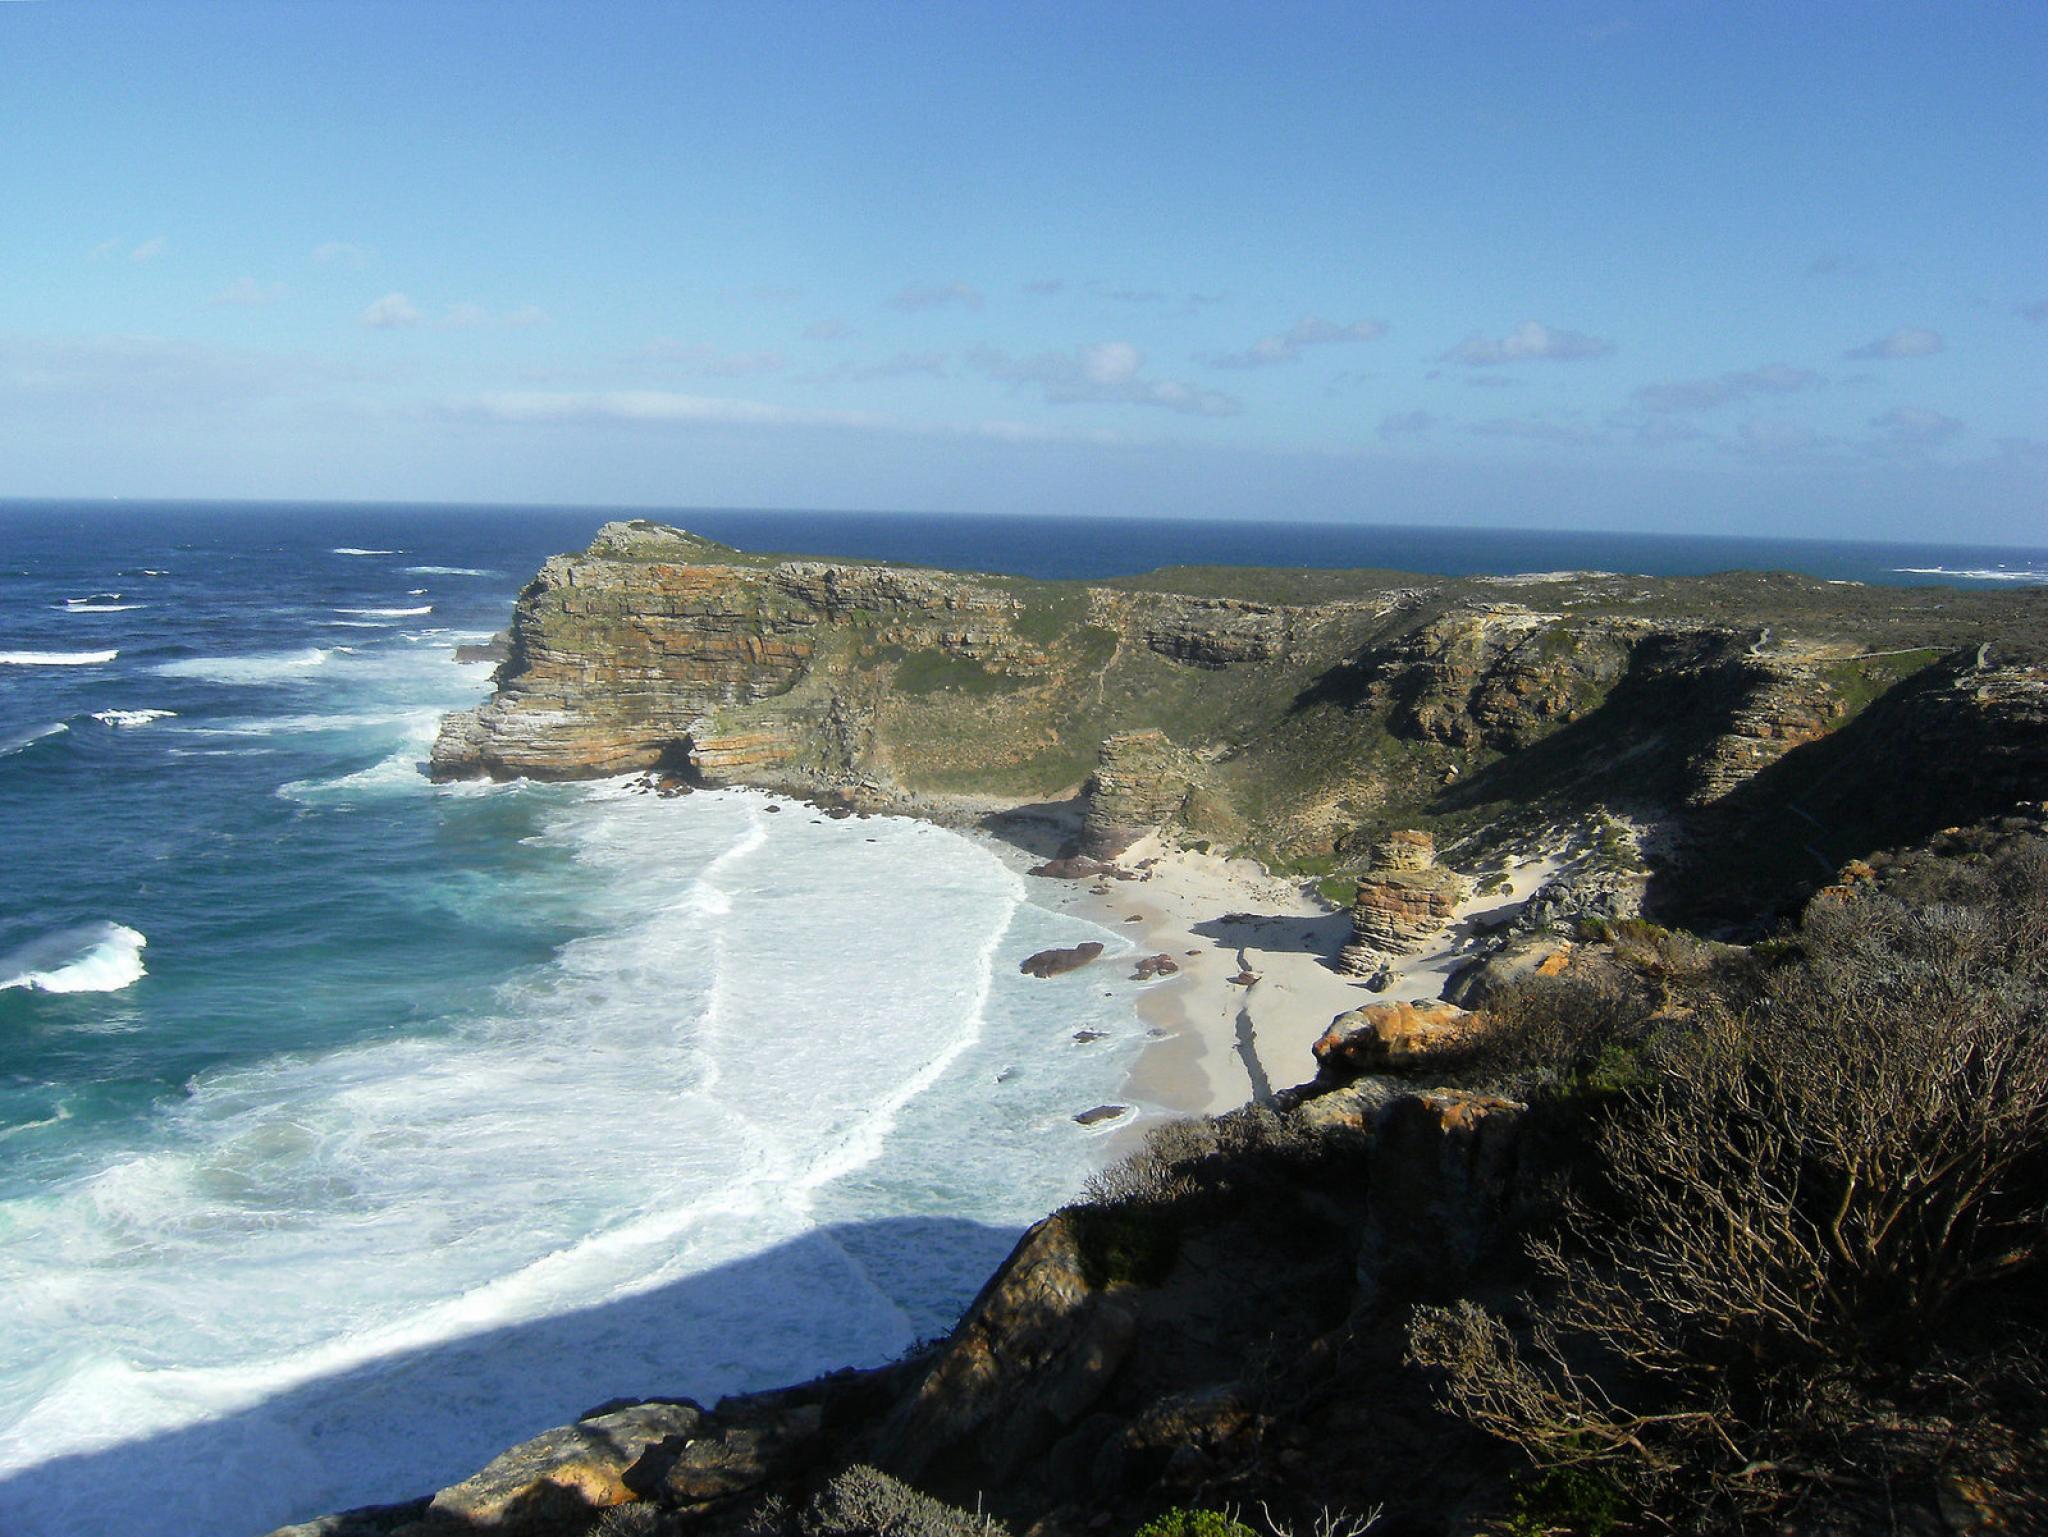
(0, 506), (1152, 1536)
(2, 501), (2042, 1536)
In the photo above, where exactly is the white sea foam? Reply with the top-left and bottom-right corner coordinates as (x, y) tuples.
(1893, 565), (2048, 583)
(0, 922), (148, 994)
(0, 789), (1140, 1536)
(0, 722), (69, 757)
(330, 547), (399, 556)
(90, 709), (177, 728)
(0, 650), (118, 666)
(321, 619), (393, 628)
(154, 648), (333, 683)
(335, 605), (431, 617)
(404, 565), (496, 576)
(55, 602), (143, 612)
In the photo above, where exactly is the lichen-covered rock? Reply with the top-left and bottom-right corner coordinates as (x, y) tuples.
(872, 1214), (1136, 1488)
(1313, 1000), (1480, 1076)
(1358, 1090), (1528, 1304)
(1376, 608), (1632, 751)
(1080, 729), (1196, 856)
(422, 1401), (704, 1529)
(1441, 932), (1575, 1008)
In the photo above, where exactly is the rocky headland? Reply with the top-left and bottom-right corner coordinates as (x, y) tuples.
(267, 526), (2048, 1537)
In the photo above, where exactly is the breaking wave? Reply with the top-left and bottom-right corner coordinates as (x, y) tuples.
(0, 650), (118, 666)
(0, 922), (148, 994)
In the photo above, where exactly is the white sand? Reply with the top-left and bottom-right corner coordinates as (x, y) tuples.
(1029, 834), (1567, 1118)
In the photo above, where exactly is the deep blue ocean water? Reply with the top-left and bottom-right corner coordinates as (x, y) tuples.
(1, 500), (2043, 1536)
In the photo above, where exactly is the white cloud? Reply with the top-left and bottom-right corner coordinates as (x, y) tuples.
(311, 242), (374, 268)
(503, 305), (548, 329)
(969, 341), (1241, 416)
(1844, 326), (1944, 360)
(1443, 320), (1613, 365)
(87, 238), (122, 261)
(129, 237), (168, 264)
(1632, 364), (1819, 412)
(360, 293), (423, 329)
(888, 281), (983, 312)
(1210, 315), (1389, 369)
(206, 277), (286, 308)
(1872, 406), (1964, 448)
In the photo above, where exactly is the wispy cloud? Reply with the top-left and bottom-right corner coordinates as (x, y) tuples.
(1467, 414), (1602, 444)
(634, 339), (787, 377)
(1731, 417), (1829, 458)
(2019, 299), (2048, 324)
(129, 237), (168, 264)
(804, 318), (852, 340)
(797, 352), (948, 385)
(1844, 326), (1943, 360)
(1209, 315), (1388, 369)
(441, 303), (491, 331)
(969, 341), (1241, 416)
(1378, 410), (1435, 440)
(360, 293), (423, 330)
(1443, 320), (1613, 366)
(311, 242), (374, 269)
(1871, 405), (1963, 449)
(1632, 364), (1819, 412)
(460, 388), (1124, 448)
(206, 277), (286, 309)
(503, 305), (548, 329)
(1023, 278), (1065, 297)
(888, 281), (983, 312)
(1106, 287), (1164, 304)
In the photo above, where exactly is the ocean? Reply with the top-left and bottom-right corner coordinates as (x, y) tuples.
(1, 500), (2043, 1537)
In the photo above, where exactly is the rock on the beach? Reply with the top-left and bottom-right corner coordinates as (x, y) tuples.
(1029, 854), (1113, 880)
(1132, 953), (1179, 979)
(1073, 1104), (1127, 1126)
(1019, 942), (1105, 978)
(1336, 830), (1467, 974)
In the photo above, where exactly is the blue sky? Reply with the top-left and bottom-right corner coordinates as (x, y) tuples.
(2, 1), (2043, 541)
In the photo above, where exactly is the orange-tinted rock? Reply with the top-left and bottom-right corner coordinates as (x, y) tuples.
(1313, 1000), (1480, 1076)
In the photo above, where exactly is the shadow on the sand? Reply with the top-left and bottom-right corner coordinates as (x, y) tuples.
(977, 797), (1085, 861)
(1190, 910), (1353, 961)
(0, 1214), (1021, 1537)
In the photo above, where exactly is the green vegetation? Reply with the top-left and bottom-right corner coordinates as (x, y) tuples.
(1066, 1203), (1182, 1290)
(1501, 1468), (1631, 1537)
(888, 648), (1027, 696)
(1133, 1510), (1259, 1537)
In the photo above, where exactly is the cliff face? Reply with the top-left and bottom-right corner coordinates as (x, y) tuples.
(436, 522), (2047, 927)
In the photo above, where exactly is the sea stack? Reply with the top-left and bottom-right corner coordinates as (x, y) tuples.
(1336, 829), (1467, 974)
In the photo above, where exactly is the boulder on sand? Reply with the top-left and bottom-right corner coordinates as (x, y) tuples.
(1019, 942), (1104, 978)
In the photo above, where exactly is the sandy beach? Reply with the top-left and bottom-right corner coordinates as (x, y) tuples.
(970, 796), (1565, 1122)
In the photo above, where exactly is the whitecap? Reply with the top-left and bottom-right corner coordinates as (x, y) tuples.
(55, 603), (144, 612)
(0, 650), (117, 666)
(407, 588), (427, 596)
(0, 922), (148, 994)
(90, 709), (177, 729)
(1893, 565), (2048, 583)
(335, 605), (431, 617)
(155, 648), (332, 684)
(404, 566), (495, 577)
(320, 620), (392, 629)
(330, 548), (399, 557)
(0, 722), (68, 757)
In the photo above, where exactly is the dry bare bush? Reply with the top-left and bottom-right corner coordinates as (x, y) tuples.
(1410, 847), (2048, 1526)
